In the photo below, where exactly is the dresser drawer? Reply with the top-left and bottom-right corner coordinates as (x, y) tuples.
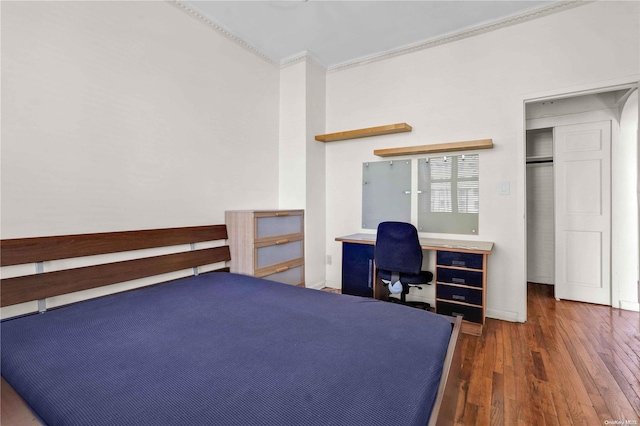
(256, 240), (303, 269)
(437, 251), (483, 270)
(437, 301), (483, 324)
(227, 210), (305, 285)
(436, 284), (482, 306)
(256, 214), (303, 239)
(437, 267), (483, 288)
(261, 265), (303, 286)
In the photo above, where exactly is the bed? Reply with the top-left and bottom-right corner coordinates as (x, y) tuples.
(0, 224), (462, 425)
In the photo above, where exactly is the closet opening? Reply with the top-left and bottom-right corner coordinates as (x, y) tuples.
(524, 86), (639, 319)
(526, 127), (555, 289)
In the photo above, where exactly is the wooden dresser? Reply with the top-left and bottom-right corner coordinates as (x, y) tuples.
(225, 210), (305, 287)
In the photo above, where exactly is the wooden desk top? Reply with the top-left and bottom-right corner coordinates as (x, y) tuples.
(335, 233), (493, 255)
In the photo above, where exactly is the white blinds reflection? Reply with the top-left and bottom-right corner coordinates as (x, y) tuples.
(418, 154), (479, 234)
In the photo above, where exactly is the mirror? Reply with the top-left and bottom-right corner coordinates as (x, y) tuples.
(417, 154), (479, 234)
(362, 160), (411, 229)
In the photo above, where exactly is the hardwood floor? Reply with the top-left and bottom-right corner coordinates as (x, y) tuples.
(454, 283), (640, 425)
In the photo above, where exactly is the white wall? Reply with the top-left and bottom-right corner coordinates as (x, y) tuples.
(279, 57), (326, 289)
(279, 61), (307, 209)
(0, 2), (281, 316)
(2, 1), (638, 320)
(324, 2), (639, 322)
(304, 61), (327, 289)
(618, 90), (639, 311)
(1, 1), (280, 239)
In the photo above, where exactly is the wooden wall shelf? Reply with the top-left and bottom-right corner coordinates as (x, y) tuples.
(374, 139), (493, 157)
(315, 123), (412, 143)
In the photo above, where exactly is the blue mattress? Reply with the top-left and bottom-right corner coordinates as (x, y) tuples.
(1, 272), (453, 426)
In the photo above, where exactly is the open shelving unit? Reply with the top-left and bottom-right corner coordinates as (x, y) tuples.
(315, 122), (493, 158)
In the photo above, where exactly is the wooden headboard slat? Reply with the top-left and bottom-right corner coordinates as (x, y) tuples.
(0, 225), (228, 267)
(0, 246), (231, 307)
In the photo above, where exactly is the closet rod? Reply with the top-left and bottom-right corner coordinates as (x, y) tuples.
(526, 155), (553, 164)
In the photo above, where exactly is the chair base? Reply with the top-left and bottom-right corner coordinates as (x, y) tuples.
(388, 297), (431, 311)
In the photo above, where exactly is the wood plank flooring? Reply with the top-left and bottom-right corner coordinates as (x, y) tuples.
(320, 284), (639, 424)
(454, 283), (640, 425)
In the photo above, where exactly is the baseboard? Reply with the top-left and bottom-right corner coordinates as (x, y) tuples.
(619, 300), (640, 312)
(527, 277), (554, 285)
(306, 280), (327, 290)
(486, 308), (521, 323)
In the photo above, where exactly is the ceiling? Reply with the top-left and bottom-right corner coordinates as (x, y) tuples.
(180, 1), (565, 69)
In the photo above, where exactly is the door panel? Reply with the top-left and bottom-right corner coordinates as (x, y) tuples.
(564, 230), (602, 287)
(341, 243), (374, 297)
(564, 160), (602, 215)
(555, 121), (611, 305)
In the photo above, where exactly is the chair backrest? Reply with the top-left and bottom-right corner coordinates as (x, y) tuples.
(374, 222), (423, 275)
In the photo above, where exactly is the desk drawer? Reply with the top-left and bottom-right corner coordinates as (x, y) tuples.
(437, 251), (483, 270)
(437, 267), (483, 288)
(256, 240), (302, 269)
(436, 284), (482, 306)
(437, 301), (483, 324)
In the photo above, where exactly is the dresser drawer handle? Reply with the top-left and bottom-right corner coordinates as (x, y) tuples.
(452, 312), (465, 318)
(275, 239), (290, 245)
(452, 295), (466, 301)
(276, 266), (290, 273)
(275, 212), (290, 217)
(452, 278), (466, 284)
(452, 260), (466, 267)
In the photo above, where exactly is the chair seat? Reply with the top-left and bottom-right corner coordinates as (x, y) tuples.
(378, 269), (433, 284)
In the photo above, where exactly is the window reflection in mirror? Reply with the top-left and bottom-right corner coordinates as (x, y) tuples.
(418, 154), (479, 234)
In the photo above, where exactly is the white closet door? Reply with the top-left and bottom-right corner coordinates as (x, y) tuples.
(554, 121), (611, 305)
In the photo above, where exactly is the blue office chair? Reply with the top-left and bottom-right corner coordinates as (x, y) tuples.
(375, 221), (433, 309)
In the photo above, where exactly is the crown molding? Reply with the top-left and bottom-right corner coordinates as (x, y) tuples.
(170, 0), (280, 67)
(327, 1), (587, 73)
(171, 0), (587, 74)
(280, 51), (327, 72)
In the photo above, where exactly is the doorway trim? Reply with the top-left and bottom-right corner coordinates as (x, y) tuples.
(519, 76), (640, 321)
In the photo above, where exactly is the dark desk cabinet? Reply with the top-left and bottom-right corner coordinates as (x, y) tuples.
(435, 251), (487, 330)
(341, 243), (374, 297)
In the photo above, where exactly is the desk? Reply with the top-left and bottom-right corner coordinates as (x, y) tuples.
(335, 233), (493, 335)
